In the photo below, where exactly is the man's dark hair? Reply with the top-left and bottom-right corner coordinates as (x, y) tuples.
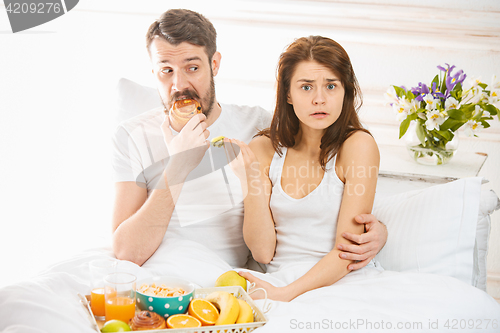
(146, 9), (217, 61)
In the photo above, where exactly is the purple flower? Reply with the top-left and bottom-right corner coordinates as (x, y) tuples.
(444, 69), (466, 97)
(431, 82), (445, 99)
(411, 82), (429, 102)
(445, 76), (456, 93)
(438, 63), (456, 74)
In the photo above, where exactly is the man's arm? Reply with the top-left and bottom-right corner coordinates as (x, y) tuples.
(112, 114), (209, 266)
(111, 171), (181, 266)
(337, 213), (388, 270)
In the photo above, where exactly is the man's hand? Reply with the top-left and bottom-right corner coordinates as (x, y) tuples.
(337, 214), (388, 271)
(161, 113), (210, 181)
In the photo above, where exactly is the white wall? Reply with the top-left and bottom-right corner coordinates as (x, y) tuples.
(1, 0), (499, 299)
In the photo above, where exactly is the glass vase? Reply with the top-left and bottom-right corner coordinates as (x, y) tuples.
(404, 122), (459, 165)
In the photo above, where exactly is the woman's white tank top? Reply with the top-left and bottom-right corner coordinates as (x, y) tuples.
(266, 147), (345, 274)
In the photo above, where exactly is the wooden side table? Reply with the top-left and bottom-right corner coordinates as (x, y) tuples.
(376, 144), (488, 195)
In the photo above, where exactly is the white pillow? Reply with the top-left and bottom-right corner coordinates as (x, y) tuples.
(373, 177), (483, 286)
(115, 78), (161, 124)
(474, 189), (500, 291)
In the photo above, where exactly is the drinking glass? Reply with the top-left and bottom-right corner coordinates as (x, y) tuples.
(89, 259), (118, 320)
(104, 272), (136, 323)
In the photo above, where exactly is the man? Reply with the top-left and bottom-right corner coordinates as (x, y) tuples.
(111, 8), (386, 272)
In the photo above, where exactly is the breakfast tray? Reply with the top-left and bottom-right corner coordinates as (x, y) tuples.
(80, 286), (268, 333)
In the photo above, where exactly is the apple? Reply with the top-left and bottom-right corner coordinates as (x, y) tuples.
(101, 319), (131, 332)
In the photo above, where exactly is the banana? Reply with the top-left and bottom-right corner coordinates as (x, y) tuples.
(236, 299), (254, 324)
(204, 291), (240, 325)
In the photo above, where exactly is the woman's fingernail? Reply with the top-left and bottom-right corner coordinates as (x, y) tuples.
(340, 254), (347, 259)
(337, 244), (343, 250)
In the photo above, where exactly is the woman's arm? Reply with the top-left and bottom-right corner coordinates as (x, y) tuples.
(225, 137), (276, 264)
(241, 131), (379, 301)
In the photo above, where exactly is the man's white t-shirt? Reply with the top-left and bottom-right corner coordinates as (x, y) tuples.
(112, 103), (272, 267)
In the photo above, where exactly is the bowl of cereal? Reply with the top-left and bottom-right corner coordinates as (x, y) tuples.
(135, 276), (195, 318)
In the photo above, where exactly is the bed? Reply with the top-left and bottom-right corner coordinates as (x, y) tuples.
(1, 79), (499, 333)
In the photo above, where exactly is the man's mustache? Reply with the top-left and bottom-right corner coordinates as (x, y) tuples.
(170, 90), (200, 104)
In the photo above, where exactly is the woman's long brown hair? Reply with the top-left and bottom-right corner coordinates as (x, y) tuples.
(259, 35), (369, 169)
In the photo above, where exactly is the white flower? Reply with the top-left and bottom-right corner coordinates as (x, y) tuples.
(409, 99), (419, 114)
(478, 91), (489, 103)
(444, 97), (459, 111)
(393, 96), (414, 122)
(463, 120), (484, 137)
(425, 109), (446, 131)
(470, 77), (483, 89)
(423, 94), (439, 110)
(489, 89), (500, 105)
(472, 105), (490, 119)
(384, 86), (399, 105)
(473, 105), (483, 117)
(491, 74), (500, 90)
(393, 101), (407, 122)
(462, 77), (483, 103)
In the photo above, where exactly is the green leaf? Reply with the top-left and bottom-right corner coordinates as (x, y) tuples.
(406, 90), (415, 100)
(478, 83), (488, 90)
(431, 74), (439, 87)
(440, 74), (447, 95)
(393, 85), (406, 98)
(447, 109), (465, 120)
(452, 82), (462, 92)
(399, 118), (411, 139)
(481, 120), (491, 129)
(451, 82), (462, 101)
(451, 122), (464, 132)
(436, 130), (452, 141)
(440, 118), (463, 131)
(408, 112), (419, 121)
(415, 122), (426, 145)
(461, 104), (475, 119)
(483, 104), (499, 116)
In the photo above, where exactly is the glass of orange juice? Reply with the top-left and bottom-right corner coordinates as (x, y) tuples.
(104, 272), (136, 323)
(89, 259), (118, 320)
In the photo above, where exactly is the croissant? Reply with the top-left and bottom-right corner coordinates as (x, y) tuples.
(129, 311), (166, 330)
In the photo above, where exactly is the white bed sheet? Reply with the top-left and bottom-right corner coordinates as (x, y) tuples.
(1, 238), (499, 333)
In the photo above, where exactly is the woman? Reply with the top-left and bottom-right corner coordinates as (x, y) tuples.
(225, 35), (379, 302)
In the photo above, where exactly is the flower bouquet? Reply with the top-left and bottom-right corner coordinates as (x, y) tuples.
(385, 64), (499, 165)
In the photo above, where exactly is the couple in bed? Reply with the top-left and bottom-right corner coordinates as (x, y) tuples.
(111, 8), (386, 301)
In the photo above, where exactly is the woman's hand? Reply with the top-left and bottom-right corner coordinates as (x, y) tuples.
(337, 213), (388, 271)
(224, 138), (260, 183)
(238, 271), (293, 302)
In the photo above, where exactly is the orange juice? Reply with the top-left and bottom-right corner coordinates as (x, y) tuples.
(105, 296), (136, 322)
(90, 288), (105, 317)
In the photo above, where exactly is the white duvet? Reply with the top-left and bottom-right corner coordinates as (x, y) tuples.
(1, 238), (499, 333)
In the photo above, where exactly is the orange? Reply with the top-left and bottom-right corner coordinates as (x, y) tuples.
(188, 298), (220, 326)
(166, 314), (202, 329)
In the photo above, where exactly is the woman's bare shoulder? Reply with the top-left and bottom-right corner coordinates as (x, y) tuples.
(249, 135), (276, 166)
(339, 131), (379, 164)
(344, 130), (377, 148)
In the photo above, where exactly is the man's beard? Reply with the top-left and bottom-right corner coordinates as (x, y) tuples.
(164, 75), (216, 118)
